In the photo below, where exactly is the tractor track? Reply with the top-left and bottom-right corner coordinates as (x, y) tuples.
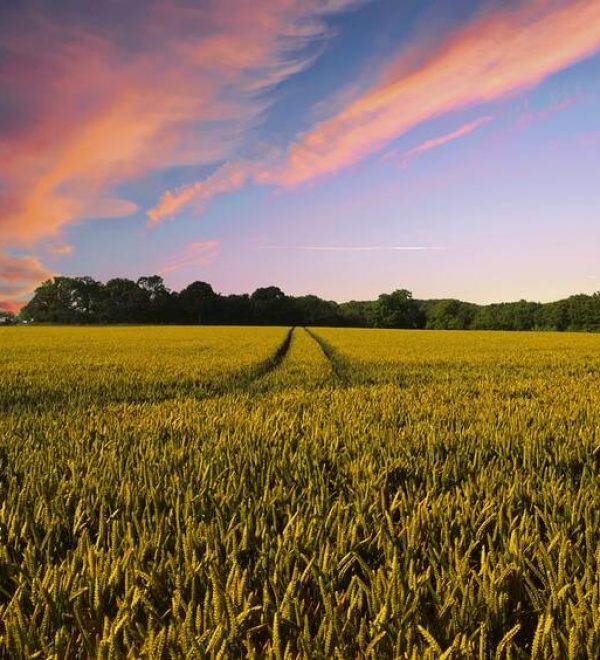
(2, 328), (298, 414)
(206, 326), (295, 395)
(304, 327), (354, 385)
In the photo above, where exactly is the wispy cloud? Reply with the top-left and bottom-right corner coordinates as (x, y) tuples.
(0, 0), (362, 246)
(271, 0), (600, 186)
(272, 0), (600, 186)
(385, 116), (494, 165)
(149, 161), (253, 225)
(150, 0), (600, 220)
(517, 96), (579, 128)
(0, 253), (54, 311)
(159, 241), (220, 275)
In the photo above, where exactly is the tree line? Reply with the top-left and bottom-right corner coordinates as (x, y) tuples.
(2, 275), (600, 332)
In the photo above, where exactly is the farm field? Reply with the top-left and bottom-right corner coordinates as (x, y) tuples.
(1, 326), (600, 658)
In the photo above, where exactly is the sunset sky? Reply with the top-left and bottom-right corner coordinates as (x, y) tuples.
(1, 0), (600, 312)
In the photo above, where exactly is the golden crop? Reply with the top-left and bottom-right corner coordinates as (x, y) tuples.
(1, 326), (600, 658)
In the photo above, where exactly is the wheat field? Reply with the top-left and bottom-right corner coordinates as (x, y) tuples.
(1, 326), (600, 658)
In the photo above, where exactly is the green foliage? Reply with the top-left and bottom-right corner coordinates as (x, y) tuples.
(20, 275), (600, 332)
(424, 299), (478, 330)
(2, 326), (600, 656)
(374, 289), (425, 329)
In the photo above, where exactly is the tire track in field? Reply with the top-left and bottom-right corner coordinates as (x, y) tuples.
(209, 327), (295, 395)
(249, 326), (336, 393)
(304, 327), (355, 385)
(245, 326), (295, 380)
(2, 328), (297, 413)
(306, 328), (410, 389)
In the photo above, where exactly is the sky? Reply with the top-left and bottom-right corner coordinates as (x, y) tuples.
(1, 0), (600, 312)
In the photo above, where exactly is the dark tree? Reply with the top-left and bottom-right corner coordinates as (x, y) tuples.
(424, 299), (477, 330)
(221, 294), (252, 325)
(291, 295), (340, 327)
(177, 281), (220, 324)
(374, 289), (425, 329)
(137, 276), (173, 323)
(19, 277), (600, 333)
(21, 277), (103, 324)
(100, 278), (148, 323)
(250, 287), (291, 325)
(338, 300), (377, 327)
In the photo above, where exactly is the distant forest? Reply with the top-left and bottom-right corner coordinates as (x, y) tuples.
(3, 275), (600, 332)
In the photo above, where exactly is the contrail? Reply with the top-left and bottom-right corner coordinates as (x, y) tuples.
(258, 245), (447, 251)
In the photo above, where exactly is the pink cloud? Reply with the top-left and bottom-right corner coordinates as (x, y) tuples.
(159, 241), (220, 274)
(150, 0), (600, 218)
(149, 161), (253, 224)
(385, 115), (494, 165)
(0, 300), (23, 315)
(48, 243), (74, 257)
(272, 0), (600, 186)
(0, 253), (54, 309)
(0, 1), (361, 246)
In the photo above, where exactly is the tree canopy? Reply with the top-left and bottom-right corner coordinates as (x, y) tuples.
(11, 276), (600, 332)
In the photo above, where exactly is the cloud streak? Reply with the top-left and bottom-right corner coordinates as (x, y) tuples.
(0, 0), (361, 246)
(149, 161), (253, 225)
(273, 0), (600, 186)
(386, 116), (494, 164)
(150, 0), (600, 220)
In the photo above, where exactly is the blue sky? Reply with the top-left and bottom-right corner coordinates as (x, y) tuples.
(1, 0), (600, 311)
